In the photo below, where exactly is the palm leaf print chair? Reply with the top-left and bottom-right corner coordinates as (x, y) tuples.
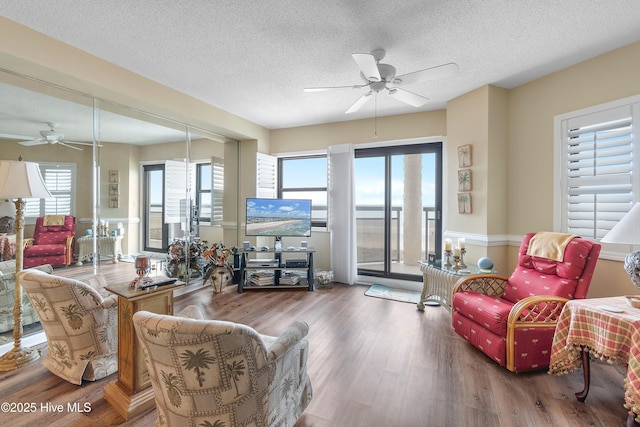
(17, 268), (118, 384)
(133, 306), (313, 427)
(451, 232), (600, 372)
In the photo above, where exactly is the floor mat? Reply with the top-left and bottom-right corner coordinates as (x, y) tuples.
(364, 284), (420, 304)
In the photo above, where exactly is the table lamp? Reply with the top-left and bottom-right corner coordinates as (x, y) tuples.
(0, 158), (52, 371)
(600, 202), (640, 290)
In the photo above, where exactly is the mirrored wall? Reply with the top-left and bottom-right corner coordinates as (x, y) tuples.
(0, 68), (239, 341)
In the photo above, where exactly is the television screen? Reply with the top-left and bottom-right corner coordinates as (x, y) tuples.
(246, 198), (312, 237)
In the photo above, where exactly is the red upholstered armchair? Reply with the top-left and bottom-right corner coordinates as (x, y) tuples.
(23, 215), (75, 268)
(451, 232), (600, 372)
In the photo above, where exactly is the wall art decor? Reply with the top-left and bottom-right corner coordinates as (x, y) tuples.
(109, 169), (120, 183)
(457, 169), (472, 191)
(458, 192), (472, 214)
(109, 183), (119, 196)
(458, 144), (472, 167)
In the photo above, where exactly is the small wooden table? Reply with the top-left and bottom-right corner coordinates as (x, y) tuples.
(549, 297), (640, 423)
(103, 278), (184, 420)
(418, 262), (494, 311)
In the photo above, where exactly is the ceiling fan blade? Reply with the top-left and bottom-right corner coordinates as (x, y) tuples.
(345, 92), (374, 114)
(61, 139), (102, 147)
(0, 132), (37, 141)
(352, 53), (381, 82)
(58, 141), (83, 151)
(304, 84), (368, 92)
(18, 138), (47, 146)
(394, 62), (459, 86)
(388, 88), (429, 107)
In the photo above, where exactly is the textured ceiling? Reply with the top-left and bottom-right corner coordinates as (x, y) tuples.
(2, 1), (640, 131)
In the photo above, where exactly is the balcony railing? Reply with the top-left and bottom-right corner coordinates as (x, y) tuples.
(354, 205), (436, 264)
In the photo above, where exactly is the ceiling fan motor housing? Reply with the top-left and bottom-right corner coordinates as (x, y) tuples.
(361, 63), (397, 94)
(40, 130), (64, 141)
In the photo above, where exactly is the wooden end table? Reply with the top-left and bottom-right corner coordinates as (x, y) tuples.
(103, 278), (184, 420)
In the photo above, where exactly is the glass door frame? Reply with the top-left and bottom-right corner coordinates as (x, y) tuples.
(355, 142), (443, 281)
(142, 163), (168, 252)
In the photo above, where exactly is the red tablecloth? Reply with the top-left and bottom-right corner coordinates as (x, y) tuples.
(549, 296), (640, 420)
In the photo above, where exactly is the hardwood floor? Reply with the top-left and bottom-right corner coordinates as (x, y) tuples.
(0, 262), (630, 426)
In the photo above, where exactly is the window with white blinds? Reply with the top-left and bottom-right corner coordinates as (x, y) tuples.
(24, 163), (75, 218)
(211, 158), (224, 224)
(256, 152), (277, 199)
(556, 96), (640, 245)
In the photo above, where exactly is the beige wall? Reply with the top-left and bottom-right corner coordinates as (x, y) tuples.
(3, 16), (640, 295)
(507, 41), (640, 296)
(270, 110), (446, 153)
(445, 85), (510, 273)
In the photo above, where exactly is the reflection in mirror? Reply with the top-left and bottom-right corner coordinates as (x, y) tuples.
(0, 69), (239, 349)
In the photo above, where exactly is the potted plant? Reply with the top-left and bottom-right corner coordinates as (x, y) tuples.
(166, 239), (209, 279)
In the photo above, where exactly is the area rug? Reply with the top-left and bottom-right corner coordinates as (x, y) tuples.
(364, 284), (420, 304)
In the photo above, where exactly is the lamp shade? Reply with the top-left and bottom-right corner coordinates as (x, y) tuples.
(0, 160), (52, 199)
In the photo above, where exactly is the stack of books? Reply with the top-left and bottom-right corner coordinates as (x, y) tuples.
(279, 271), (301, 285)
(249, 272), (274, 286)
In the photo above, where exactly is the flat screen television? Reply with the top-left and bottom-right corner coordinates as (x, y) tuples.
(246, 198), (312, 237)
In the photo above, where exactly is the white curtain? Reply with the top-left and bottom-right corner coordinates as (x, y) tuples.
(328, 144), (357, 285)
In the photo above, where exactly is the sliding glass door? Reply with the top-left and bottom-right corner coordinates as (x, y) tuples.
(355, 143), (442, 280)
(143, 164), (166, 252)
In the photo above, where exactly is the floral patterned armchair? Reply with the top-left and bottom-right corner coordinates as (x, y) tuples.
(133, 305), (312, 427)
(17, 268), (118, 384)
(451, 232), (600, 372)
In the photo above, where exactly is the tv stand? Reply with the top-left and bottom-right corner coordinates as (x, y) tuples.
(237, 247), (314, 292)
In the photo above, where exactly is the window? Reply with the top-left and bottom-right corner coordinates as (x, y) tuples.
(24, 163), (75, 219)
(555, 96), (640, 246)
(195, 158), (224, 225)
(278, 155), (327, 228)
(196, 163), (211, 223)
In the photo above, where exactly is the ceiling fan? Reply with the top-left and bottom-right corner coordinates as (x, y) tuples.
(0, 122), (95, 150)
(304, 49), (459, 114)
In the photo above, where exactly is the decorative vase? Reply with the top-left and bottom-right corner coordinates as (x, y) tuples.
(208, 267), (231, 293)
(477, 257), (494, 271)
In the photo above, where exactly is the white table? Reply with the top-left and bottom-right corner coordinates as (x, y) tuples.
(76, 235), (123, 265)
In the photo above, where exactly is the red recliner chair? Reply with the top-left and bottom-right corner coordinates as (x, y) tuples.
(451, 232), (600, 372)
(23, 215), (75, 268)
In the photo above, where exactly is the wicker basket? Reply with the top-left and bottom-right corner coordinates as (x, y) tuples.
(625, 295), (640, 309)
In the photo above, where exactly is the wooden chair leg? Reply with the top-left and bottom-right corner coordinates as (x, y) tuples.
(575, 348), (591, 402)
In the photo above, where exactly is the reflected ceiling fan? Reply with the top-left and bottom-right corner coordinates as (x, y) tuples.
(304, 49), (459, 113)
(0, 122), (95, 150)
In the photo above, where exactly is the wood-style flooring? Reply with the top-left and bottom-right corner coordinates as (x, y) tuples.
(0, 262), (630, 426)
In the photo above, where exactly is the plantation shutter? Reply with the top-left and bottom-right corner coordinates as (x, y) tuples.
(256, 152), (277, 199)
(24, 163), (75, 217)
(564, 105), (634, 239)
(164, 160), (189, 224)
(211, 157), (224, 223)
